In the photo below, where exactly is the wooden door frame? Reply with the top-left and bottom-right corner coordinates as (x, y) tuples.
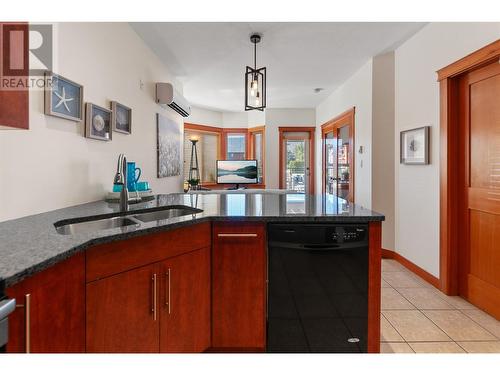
(278, 126), (316, 194)
(320, 107), (355, 201)
(248, 126), (266, 186)
(437, 39), (500, 295)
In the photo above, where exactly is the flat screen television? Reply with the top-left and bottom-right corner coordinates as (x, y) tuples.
(216, 160), (258, 189)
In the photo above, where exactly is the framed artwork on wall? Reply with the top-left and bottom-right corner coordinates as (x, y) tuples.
(157, 113), (181, 178)
(85, 103), (112, 141)
(400, 126), (430, 165)
(111, 101), (132, 134)
(44, 72), (84, 122)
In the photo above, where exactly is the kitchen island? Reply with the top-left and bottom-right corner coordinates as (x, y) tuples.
(0, 193), (384, 353)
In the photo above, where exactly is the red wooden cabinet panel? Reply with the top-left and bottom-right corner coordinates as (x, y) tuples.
(160, 247), (211, 353)
(6, 253), (85, 353)
(212, 222), (267, 351)
(86, 262), (160, 353)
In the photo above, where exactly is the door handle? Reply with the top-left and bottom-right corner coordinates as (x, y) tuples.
(151, 274), (157, 321)
(166, 268), (171, 315)
(16, 294), (31, 353)
(217, 233), (258, 238)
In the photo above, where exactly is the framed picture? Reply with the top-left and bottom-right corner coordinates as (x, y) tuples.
(44, 72), (84, 122)
(400, 126), (430, 165)
(157, 113), (181, 178)
(111, 101), (132, 134)
(85, 103), (112, 141)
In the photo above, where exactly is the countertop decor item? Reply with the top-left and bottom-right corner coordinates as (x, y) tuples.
(85, 103), (112, 141)
(157, 113), (181, 177)
(44, 72), (84, 122)
(245, 33), (266, 111)
(111, 101), (132, 134)
(400, 126), (430, 165)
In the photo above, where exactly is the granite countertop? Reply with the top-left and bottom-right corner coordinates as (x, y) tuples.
(0, 193), (384, 286)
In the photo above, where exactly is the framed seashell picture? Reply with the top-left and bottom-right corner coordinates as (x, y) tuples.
(111, 101), (132, 134)
(85, 103), (112, 141)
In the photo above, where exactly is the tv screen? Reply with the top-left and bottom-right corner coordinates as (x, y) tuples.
(216, 160), (258, 184)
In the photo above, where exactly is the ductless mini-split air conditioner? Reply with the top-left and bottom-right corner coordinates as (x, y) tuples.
(155, 82), (191, 117)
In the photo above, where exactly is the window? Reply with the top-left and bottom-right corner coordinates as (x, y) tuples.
(249, 126), (265, 185)
(225, 133), (247, 160)
(184, 124), (222, 184)
(184, 123), (266, 187)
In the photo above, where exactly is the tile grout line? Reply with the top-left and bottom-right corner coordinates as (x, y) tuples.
(381, 260), (500, 353)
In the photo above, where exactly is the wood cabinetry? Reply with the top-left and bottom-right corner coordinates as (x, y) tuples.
(160, 247), (211, 352)
(86, 224), (211, 353)
(6, 253), (85, 353)
(86, 263), (160, 353)
(212, 222), (267, 351)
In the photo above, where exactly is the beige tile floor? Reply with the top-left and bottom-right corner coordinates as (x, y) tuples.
(380, 259), (500, 353)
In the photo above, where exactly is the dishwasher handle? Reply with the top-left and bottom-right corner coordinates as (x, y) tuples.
(0, 298), (16, 320)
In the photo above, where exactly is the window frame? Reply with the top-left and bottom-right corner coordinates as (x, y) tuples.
(248, 126), (266, 186)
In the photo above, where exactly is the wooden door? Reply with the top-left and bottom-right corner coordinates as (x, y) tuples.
(86, 263), (160, 353)
(212, 222), (266, 351)
(160, 247), (211, 353)
(459, 60), (500, 319)
(6, 253), (85, 353)
(278, 127), (316, 194)
(321, 108), (355, 201)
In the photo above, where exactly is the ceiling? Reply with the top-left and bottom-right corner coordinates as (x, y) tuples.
(131, 22), (426, 112)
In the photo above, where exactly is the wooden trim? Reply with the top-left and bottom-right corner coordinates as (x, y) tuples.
(184, 122), (223, 133)
(437, 39), (500, 81)
(438, 41), (500, 295)
(382, 249), (441, 289)
(278, 126), (316, 194)
(367, 221), (382, 354)
(320, 107), (355, 201)
(248, 126), (266, 185)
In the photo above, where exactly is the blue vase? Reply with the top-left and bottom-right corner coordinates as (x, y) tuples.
(126, 162), (141, 191)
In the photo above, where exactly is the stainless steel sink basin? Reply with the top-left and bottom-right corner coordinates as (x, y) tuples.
(54, 205), (203, 235)
(55, 216), (139, 235)
(132, 207), (202, 223)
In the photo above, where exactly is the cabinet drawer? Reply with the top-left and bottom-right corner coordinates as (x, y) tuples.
(86, 222), (210, 282)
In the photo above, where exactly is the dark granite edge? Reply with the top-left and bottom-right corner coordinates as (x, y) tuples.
(3, 214), (384, 287)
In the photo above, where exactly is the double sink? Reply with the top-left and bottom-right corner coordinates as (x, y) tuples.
(54, 205), (203, 235)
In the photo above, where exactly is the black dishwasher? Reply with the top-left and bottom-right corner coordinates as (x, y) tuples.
(267, 223), (368, 353)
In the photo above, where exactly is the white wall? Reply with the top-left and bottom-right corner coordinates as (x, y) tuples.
(189, 106), (222, 127)
(315, 60), (373, 209)
(264, 108), (316, 189)
(372, 52), (395, 251)
(0, 23), (184, 222)
(395, 22), (500, 277)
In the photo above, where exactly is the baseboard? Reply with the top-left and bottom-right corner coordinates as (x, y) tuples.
(382, 248), (441, 289)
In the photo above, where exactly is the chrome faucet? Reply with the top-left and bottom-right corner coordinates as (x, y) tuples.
(114, 153), (129, 212)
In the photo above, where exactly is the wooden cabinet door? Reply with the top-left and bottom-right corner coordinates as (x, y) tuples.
(160, 247), (211, 353)
(212, 222), (266, 350)
(86, 263), (160, 353)
(6, 253), (85, 353)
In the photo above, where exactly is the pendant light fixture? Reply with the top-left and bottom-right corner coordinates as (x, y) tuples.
(245, 33), (266, 111)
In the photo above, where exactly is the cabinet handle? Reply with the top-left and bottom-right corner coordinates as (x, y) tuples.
(16, 294), (31, 353)
(166, 268), (171, 314)
(151, 274), (157, 321)
(217, 233), (258, 238)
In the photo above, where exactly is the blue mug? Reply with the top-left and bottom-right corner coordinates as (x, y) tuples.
(126, 162), (141, 191)
(136, 181), (150, 191)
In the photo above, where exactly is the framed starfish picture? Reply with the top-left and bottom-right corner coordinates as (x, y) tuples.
(400, 126), (430, 165)
(44, 72), (84, 122)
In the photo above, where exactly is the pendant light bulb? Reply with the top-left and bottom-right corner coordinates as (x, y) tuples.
(250, 78), (258, 96)
(255, 91), (260, 106)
